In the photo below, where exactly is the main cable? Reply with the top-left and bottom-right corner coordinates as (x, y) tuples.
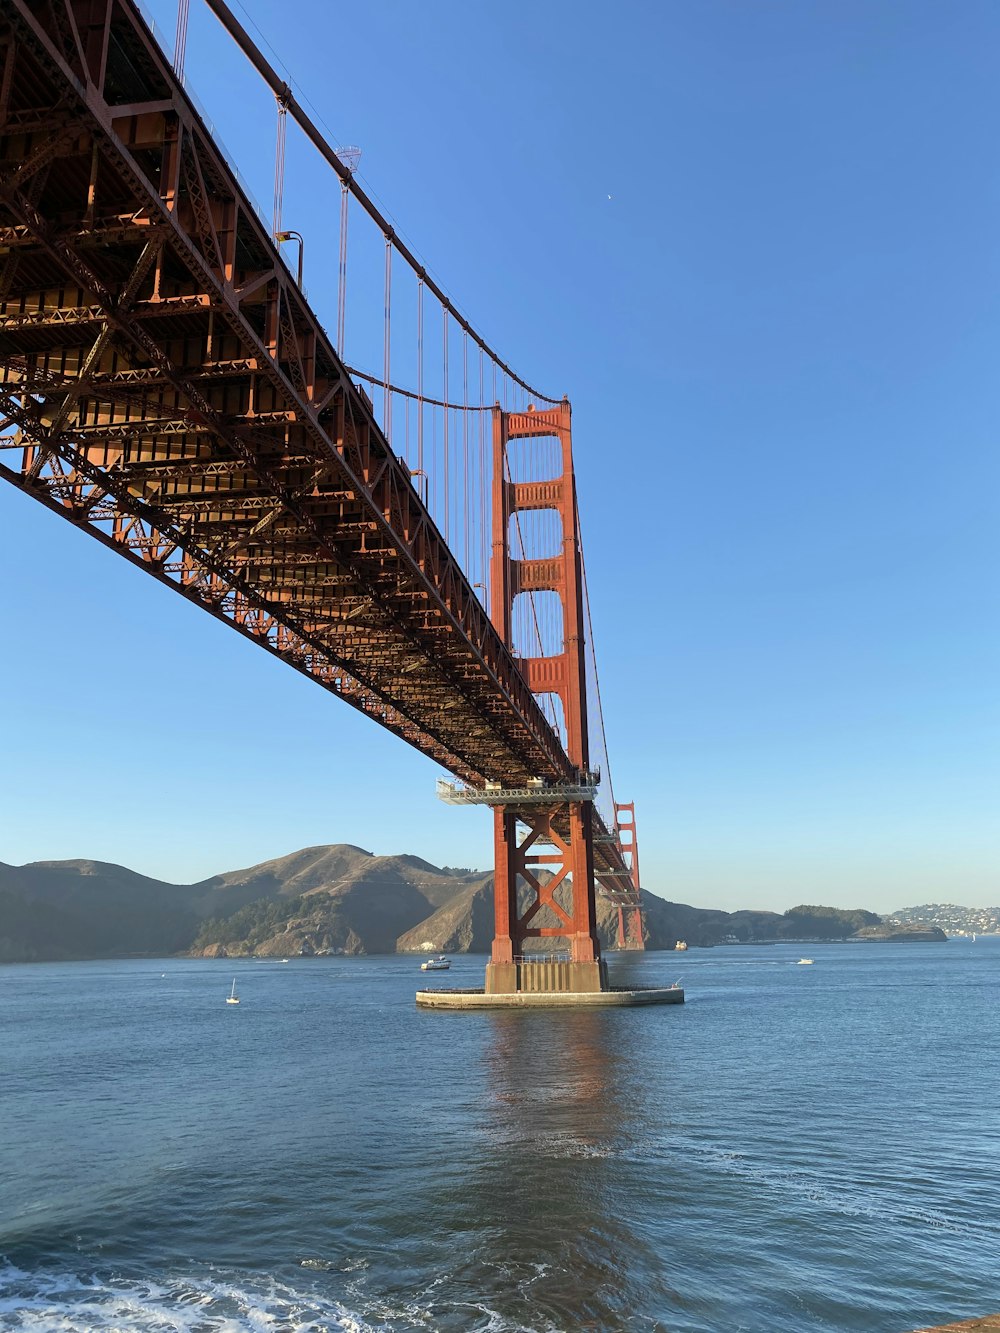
(203, 0), (561, 405)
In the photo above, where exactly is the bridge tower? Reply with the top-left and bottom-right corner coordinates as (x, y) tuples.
(486, 401), (607, 994)
(614, 801), (645, 949)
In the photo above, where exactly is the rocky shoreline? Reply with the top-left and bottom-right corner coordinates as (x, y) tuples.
(849, 925), (948, 943)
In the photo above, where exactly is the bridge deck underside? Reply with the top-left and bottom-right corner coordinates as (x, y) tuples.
(0, 0), (637, 902)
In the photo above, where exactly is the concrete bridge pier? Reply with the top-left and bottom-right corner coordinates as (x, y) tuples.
(485, 957), (609, 995)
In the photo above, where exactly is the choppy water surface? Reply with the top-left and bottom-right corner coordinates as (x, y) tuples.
(1, 940), (998, 1331)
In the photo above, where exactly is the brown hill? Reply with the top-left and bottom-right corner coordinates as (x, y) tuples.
(190, 844), (379, 913)
(0, 858), (200, 961)
(0, 845), (883, 960)
(396, 879), (497, 954)
(190, 846), (493, 956)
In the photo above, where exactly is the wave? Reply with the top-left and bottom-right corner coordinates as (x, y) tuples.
(0, 1261), (371, 1332)
(0, 1259), (558, 1333)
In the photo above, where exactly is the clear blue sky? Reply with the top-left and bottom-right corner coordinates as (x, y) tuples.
(2, 0), (997, 913)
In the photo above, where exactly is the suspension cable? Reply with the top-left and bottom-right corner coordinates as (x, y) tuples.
(202, 0), (560, 404)
(383, 234), (392, 442)
(272, 93), (287, 238)
(442, 306), (449, 541)
(416, 278), (424, 473)
(337, 180), (349, 353)
(173, 0), (191, 79)
(463, 330), (469, 572)
(577, 499), (617, 820)
(479, 347), (487, 605)
(345, 368), (497, 413)
(502, 443), (550, 726)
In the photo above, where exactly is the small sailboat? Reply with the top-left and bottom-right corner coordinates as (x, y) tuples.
(226, 977), (240, 1005)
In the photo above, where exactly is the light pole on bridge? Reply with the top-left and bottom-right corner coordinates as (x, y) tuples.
(275, 229), (304, 288)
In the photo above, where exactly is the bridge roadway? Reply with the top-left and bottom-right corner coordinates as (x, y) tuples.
(0, 0), (638, 904)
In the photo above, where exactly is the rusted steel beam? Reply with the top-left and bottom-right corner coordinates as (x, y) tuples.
(0, 438), (492, 776)
(0, 0), (574, 786)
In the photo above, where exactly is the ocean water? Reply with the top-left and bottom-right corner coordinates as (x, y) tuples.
(1, 940), (998, 1332)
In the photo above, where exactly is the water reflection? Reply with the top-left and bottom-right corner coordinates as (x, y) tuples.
(439, 1009), (679, 1331)
(484, 1009), (623, 1152)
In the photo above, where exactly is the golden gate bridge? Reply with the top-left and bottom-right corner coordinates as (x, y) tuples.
(0, 0), (657, 999)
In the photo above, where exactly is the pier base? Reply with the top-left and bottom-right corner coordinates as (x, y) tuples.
(415, 986), (684, 1010)
(485, 958), (607, 994)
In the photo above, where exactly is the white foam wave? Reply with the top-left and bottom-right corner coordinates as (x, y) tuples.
(0, 1260), (552, 1333)
(0, 1262), (375, 1332)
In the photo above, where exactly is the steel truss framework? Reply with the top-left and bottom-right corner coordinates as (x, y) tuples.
(0, 0), (641, 926)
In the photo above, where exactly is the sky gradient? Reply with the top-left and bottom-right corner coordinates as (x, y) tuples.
(1, 0), (997, 913)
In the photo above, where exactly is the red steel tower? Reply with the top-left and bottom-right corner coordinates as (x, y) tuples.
(485, 401), (607, 994)
(614, 800), (645, 949)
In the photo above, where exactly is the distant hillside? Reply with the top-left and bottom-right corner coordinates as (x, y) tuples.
(0, 859), (200, 961)
(627, 899), (881, 949)
(0, 845), (887, 961)
(0, 846), (497, 962)
(192, 847), (491, 957)
(888, 903), (1000, 936)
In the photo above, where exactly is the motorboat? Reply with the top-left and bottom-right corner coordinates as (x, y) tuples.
(420, 955), (450, 971)
(675, 940), (688, 951)
(797, 958), (814, 965)
(226, 977), (240, 1004)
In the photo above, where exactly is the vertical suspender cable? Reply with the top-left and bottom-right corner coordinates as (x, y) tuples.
(466, 330), (474, 570)
(578, 509), (616, 819)
(505, 439), (545, 668)
(174, 0), (191, 79)
(272, 95), (287, 239)
(383, 234), (392, 443)
(417, 277), (424, 476)
(479, 347), (487, 605)
(337, 180), (349, 354)
(442, 305), (449, 541)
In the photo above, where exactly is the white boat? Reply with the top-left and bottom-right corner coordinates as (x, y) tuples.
(226, 977), (240, 1004)
(797, 958), (814, 965)
(420, 955), (450, 971)
(675, 940), (688, 951)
